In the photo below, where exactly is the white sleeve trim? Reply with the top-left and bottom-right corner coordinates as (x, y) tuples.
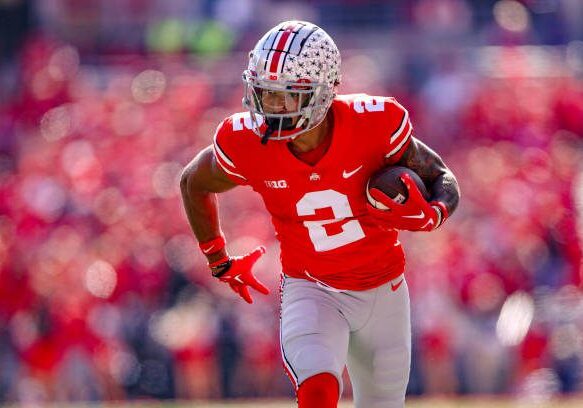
(214, 153), (247, 180)
(385, 126), (412, 158)
(213, 132), (236, 168)
(212, 132), (247, 181)
(390, 109), (410, 143)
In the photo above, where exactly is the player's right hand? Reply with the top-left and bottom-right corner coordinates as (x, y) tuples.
(211, 246), (270, 304)
(367, 173), (446, 232)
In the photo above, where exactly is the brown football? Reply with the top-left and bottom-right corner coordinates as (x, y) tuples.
(367, 166), (429, 209)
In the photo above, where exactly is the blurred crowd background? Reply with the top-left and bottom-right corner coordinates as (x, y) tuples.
(1, 0), (583, 405)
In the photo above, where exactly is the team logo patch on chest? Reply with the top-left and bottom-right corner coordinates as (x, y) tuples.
(265, 179), (288, 189)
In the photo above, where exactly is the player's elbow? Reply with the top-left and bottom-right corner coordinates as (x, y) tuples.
(180, 165), (197, 197)
(181, 147), (237, 195)
(180, 162), (210, 198)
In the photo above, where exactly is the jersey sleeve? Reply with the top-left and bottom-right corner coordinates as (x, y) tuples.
(212, 118), (249, 185)
(382, 97), (413, 164)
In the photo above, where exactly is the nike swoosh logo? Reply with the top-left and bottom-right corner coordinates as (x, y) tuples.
(233, 274), (244, 284)
(391, 279), (404, 292)
(402, 211), (425, 219)
(202, 245), (215, 254)
(342, 165), (363, 179)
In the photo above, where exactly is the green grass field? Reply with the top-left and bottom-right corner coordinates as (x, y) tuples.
(11, 397), (583, 408)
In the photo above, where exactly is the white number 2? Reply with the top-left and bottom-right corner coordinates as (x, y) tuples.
(296, 190), (365, 252)
(232, 112), (264, 131)
(353, 96), (385, 113)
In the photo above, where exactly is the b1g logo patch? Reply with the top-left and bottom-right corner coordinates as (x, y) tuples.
(265, 180), (288, 189)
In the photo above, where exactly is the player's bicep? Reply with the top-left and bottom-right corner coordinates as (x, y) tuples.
(181, 146), (238, 194)
(395, 137), (460, 213)
(394, 137), (448, 183)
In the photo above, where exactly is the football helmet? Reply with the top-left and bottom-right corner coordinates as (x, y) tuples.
(242, 21), (341, 142)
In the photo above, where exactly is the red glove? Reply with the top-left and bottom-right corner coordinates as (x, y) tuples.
(210, 246), (270, 304)
(367, 173), (448, 232)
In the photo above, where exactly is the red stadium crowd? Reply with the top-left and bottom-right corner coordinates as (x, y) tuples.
(0, 32), (582, 403)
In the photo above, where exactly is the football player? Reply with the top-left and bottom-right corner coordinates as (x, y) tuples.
(180, 21), (460, 408)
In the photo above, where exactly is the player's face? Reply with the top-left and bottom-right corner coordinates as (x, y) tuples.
(259, 89), (301, 115)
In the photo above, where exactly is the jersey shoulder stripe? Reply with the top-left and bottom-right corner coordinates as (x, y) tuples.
(390, 109), (410, 143)
(384, 97), (413, 160)
(386, 126), (412, 159)
(213, 138), (247, 181)
(214, 136), (235, 168)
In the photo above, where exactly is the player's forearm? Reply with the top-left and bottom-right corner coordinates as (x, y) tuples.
(396, 137), (460, 216)
(180, 147), (239, 262)
(180, 176), (228, 263)
(428, 170), (460, 216)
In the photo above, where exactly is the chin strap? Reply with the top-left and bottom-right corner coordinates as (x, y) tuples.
(261, 125), (275, 145)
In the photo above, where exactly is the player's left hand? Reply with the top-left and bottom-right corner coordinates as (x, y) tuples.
(367, 173), (447, 232)
(212, 246), (270, 303)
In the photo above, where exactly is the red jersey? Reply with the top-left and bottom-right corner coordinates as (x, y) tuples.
(212, 94), (413, 291)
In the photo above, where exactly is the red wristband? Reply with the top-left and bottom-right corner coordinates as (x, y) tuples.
(199, 236), (226, 256)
